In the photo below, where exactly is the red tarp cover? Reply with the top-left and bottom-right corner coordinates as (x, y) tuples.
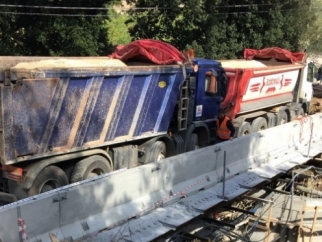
(108, 39), (186, 65)
(244, 47), (306, 64)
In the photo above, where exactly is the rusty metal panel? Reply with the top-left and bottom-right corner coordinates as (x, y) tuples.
(11, 78), (59, 157)
(2, 85), (14, 164)
(0, 87), (4, 164)
(1, 68), (184, 164)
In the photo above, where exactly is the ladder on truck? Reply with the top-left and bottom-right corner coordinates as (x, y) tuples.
(178, 78), (189, 131)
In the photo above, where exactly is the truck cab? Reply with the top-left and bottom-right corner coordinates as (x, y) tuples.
(190, 59), (226, 122)
(294, 58), (315, 111)
(173, 59), (226, 150)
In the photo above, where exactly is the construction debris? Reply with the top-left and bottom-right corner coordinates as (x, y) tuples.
(163, 165), (322, 242)
(310, 97), (322, 114)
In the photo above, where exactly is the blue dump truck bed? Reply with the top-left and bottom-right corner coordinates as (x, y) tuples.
(0, 57), (191, 165)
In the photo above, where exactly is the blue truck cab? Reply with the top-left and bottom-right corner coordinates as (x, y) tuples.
(169, 58), (226, 153)
(191, 59), (225, 121)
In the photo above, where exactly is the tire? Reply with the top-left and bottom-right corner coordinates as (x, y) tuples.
(145, 141), (166, 164)
(70, 155), (112, 183)
(277, 110), (288, 125)
(187, 133), (199, 152)
(237, 122), (252, 137)
(28, 166), (68, 196)
(251, 117), (268, 132)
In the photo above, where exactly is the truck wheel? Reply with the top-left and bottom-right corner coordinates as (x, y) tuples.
(70, 155), (112, 183)
(28, 166), (68, 196)
(277, 111), (288, 125)
(251, 117), (268, 132)
(238, 122), (252, 137)
(145, 141), (166, 163)
(187, 133), (199, 151)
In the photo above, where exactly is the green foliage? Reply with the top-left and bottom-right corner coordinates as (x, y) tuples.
(307, 0), (322, 54)
(104, 10), (132, 47)
(0, 0), (320, 57)
(0, 0), (120, 56)
(127, 0), (319, 58)
(126, 0), (205, 50)
(185, 41), (205, 58)
(0, 4), (26, 55)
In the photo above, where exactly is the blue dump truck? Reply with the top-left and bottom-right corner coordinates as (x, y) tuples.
(0, 44), (313, 202)
(0, 55), (225, 201)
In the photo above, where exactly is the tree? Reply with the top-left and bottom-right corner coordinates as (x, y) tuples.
(0, 0), (121, 56)
(127, 0), (320, 58)
(306, 0), (322, 54)
(1, 1), (319, 56)
(126, 0), (206, 51)
(104, 9), (132, 47)
(0, 2), (26, 55)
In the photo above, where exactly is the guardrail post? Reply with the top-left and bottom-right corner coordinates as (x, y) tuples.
(222, 150), (226, 199)
(307, 122), (314, 158)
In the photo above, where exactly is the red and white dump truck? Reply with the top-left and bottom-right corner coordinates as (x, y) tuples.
(218, 48), (313, 135)
(0, 41), (314, 202)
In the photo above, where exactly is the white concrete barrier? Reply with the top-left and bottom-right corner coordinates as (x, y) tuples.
(0, 114), (321, 242)
(0, 206), (20, 242)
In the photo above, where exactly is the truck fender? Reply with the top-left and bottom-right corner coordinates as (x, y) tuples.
(158, 135), (176, 157)
(184, 123), (210, 151)
(22, 149), (112, 190)
(138, 135), (175, 163)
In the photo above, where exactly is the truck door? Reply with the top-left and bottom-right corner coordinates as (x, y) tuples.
(195, 69), (222, 121)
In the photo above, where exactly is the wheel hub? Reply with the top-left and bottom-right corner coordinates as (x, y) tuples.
(39, 180), (58, 193)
